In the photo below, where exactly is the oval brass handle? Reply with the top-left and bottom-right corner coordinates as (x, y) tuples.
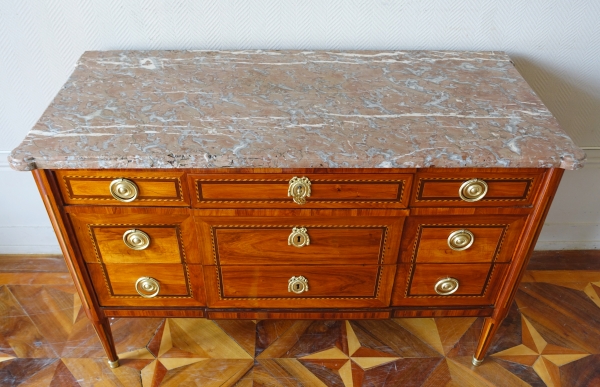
(135, 277), (160, 298)
(288, 176), (311, 205)
(109, 178), (139, 202)
(123, 229), (151, 250)
(434, 277), (459, 295)
(288, 227), (310, 248)
(459, 179), (488, 202)
(447, 229), (474, 251)
(288, 276), (309, 294)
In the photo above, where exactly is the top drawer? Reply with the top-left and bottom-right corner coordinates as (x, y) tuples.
(411, 169), (544, 207)
(188, 173), (413, 208)
(55, 170), (190, 206)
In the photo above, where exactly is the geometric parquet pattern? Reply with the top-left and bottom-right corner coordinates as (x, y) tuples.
(1, 252), (599, 386)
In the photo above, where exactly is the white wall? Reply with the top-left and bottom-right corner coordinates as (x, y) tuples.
(0, 152), (59, 253)
(1, 0), (599, 253)
(536, 150), (600, 250)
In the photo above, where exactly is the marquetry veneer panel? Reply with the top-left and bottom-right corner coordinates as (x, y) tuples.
(411, 169), (544, 207)
(392, 263), (510, 307)
(69, 208), (201, 264)
(55, 170), (190, 206)
(87, 263), (206, 307)
(194, 212), (406, 266)
(204, 264), (397, 308)
(399, 214), (527, 264)
(189, 173), (413, 208)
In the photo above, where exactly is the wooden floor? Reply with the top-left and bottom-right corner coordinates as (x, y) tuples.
(0, 251), (599, 387)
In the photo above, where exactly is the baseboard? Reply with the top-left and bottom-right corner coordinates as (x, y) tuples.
(536, 223), (600, 250)
(582, 148), (600, 166)
(0, 226), (61, 254)
(535, 241), (600, 250)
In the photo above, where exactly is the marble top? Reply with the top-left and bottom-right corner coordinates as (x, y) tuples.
(9, 50), (585, 171)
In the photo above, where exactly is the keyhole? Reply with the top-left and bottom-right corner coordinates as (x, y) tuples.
(296, 186), (304, 195)
(295, 283), (301, 290)
(297, 236), (301, 243)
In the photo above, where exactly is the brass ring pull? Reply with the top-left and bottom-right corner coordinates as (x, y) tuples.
(288, 227), (310, 248)
(135, 277), (160, 298)
(288, 176), (311, 205)
(123, 229), (151, 250)
(434, 277), (459, 295)
(459, 179), (488, 202)
(288, 276), (309, 294)
(447, 229), (474, 251)
(109, 178), (139, 202)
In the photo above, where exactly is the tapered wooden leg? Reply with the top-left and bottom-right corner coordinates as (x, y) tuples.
(91, 317), (120, 368)
(472, 317), (500, 366)
(32, 170), (120, 368)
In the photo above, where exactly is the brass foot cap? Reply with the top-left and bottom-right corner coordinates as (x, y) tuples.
(108, 359), (120, 369)
(472, 356), (484, 366)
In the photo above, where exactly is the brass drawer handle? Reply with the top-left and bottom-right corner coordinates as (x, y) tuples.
(123, 229), (150, 250)
(288, 276), (309, 294)
(109, 178), (139, 202)
(459, 179), (488, 202)
(447, 229), (474, 251)
(435, 277), (459, 295)
(288, 227), (310, 248)
(288, 176), (311, 205)
(135, 277), (160, 298)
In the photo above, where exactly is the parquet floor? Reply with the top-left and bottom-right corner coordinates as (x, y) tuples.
(0, 251), (599, 386)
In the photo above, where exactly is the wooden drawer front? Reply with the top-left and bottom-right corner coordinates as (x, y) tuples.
(400, 215), (526, 264)
(204, 265), (396, 308)
(409, 264), (492, 296)
(55, 170), (189, 206)
(195, 213), (405, 266)
(392, 263), (509, 307)
(411, 170), (543, 207)
(87, 263), (205, 307)
(70, 209), (201, 264)
(189, 173), (412, 208)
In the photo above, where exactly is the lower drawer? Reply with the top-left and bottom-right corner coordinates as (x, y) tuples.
(87, 263), (206, 307)
(391, 263), (509, 307)
(204, 265), (396, 308)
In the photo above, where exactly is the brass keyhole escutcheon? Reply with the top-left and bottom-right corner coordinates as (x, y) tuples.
(288, 176), (311, 205)
(288, 227), (310, 248)
(109, 178), (139, 202)
(447, 229), (474, 251)
(123, 229), (151, 250)
(288, 276), (309, 294)
(434, 277), (459, 295)
(459, 178), (488, 202)
(135, 277), (160, 298)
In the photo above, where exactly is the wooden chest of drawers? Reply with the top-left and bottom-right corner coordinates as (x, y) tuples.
(10, 50), (585, 369)
(31, 166), (563, 368)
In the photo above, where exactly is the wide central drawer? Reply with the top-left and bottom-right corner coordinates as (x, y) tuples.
(189, 173), (413, 208)
(214, 227), (385, 265)
(204, 265), (396, 308)
(194, 211), (406, 266)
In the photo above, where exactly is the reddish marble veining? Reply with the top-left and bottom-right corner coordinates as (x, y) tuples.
(9, 50), (585, 171)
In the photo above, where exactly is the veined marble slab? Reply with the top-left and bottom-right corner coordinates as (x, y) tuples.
(9, 50), (585, 171)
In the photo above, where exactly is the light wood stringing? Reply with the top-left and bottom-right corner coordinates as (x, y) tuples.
(55, 170), (190, 206)
(189, 173), (413, 208)
(411, 169), (544, 207)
